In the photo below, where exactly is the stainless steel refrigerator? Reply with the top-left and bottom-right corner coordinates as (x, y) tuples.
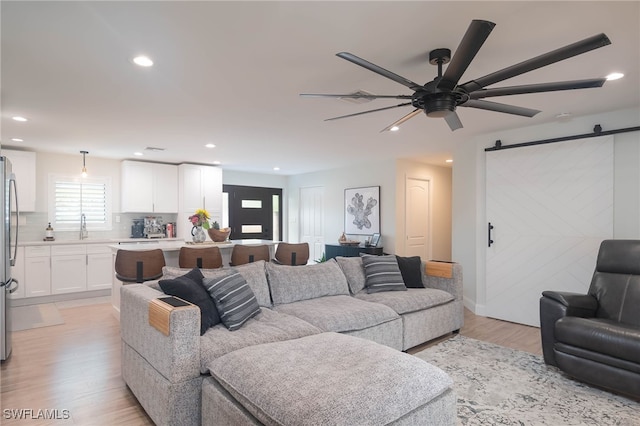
(1, 156), (19, 361)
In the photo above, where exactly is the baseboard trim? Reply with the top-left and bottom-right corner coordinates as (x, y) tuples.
(11, 289), (111, 307)
(463, 296), (486, 316)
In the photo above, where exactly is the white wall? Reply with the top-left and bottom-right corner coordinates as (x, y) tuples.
(288, 160), (397, 250)
(453, 107), (640, 314)
(34, 152), (122, 213)
(288, 159), (453, 258)
(222, 170), (288, 189)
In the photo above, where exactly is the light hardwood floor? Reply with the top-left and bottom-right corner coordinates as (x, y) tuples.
(1, 302), (541, 425)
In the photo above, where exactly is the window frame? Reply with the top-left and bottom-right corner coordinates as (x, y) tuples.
(48, 173), (113, 231)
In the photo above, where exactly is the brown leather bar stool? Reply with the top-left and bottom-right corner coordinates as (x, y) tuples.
(230, 245), (270, 266)
(179, 246), (223, 269)
(274, 242), (310, 266)
(115, 249), (166, 283)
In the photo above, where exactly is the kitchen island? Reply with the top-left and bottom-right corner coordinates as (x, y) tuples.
(109, 239), (278, 318)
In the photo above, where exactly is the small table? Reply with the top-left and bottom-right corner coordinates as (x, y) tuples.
(325, 243), (383, 260)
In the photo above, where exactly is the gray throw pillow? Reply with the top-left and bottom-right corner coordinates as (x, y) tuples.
(361, 254), (407, 294)
(204, 271), (261, 331)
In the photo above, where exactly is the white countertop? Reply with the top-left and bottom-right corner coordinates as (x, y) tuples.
(107, 239), (279, 252)
(19, 238), (184, 247)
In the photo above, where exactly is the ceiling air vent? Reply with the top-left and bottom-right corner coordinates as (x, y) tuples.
(144, 147), (165, 152)
(339, 90), (375, 104)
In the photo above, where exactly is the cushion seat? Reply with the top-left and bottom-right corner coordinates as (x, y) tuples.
(199, 308), (322, 373)
(273, 295), (399, 333)
(355, 288), (454, 315)
(206, 332), (455, 426)
(555, 317), (640, 364)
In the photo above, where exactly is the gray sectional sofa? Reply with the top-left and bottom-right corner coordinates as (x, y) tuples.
(120, 256), (464, 425)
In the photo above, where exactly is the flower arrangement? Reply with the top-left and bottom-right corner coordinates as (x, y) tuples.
(188, 208), (211, 229)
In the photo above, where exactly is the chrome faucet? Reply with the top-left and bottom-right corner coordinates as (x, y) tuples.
(80, 213), (88, 240)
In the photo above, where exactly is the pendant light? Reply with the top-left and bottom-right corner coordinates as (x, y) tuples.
(80, 150), (88, 178)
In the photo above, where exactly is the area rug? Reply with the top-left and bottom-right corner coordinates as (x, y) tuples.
(414, 335), (639, 425)
(10, 303), (64, 331)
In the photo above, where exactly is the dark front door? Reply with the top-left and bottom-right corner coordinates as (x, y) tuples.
(224, 185), (282, 241)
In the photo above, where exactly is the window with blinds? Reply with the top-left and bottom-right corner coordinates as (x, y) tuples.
(48, 174), (112, 231)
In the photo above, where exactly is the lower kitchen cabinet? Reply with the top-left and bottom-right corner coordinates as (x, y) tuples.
(87, 245), (113, 290)
(24, 246), (52, 297)
(18, 243), (114, 299)
(51, 245), (87, 294)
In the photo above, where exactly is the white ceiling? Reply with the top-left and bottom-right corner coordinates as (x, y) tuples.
(2, 1), (639, 175)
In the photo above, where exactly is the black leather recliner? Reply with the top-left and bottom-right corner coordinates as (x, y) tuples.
(540, 239), (640, 399)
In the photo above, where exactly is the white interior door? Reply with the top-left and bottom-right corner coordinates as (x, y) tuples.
(486, 136), (613, 326)
(405, 177), (430, 260)
(300, 186), (324, 262)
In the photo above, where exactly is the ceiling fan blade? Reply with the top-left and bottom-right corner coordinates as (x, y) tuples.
(324, 102), (412, 122)
(441, 20), (496, 89)
(444, 111), (463, 131)
(459, 33), (611, 92)
(380, 109), (422, 132)
(300, 93), (412, 100)
(337, 52), (424, 91)
(468, 78), (606, 99)
(461, 99), (540, 117)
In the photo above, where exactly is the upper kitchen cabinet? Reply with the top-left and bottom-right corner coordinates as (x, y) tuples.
(3, 149), (36, 211)
(178, 164), (222, 215)
(121, 160), (178, 213)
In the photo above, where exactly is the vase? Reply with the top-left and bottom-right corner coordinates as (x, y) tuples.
(191, 225), (206, 243)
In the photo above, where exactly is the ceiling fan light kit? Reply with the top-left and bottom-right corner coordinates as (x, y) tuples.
(301, 20), (612, 132)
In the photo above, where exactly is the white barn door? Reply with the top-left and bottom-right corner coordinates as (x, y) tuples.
(485, 136), (613, 326)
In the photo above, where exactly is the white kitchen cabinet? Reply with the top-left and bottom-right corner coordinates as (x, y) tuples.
(178, 164), (222, 239)
(3, 149), (36, 212)
(121, 160), (178, 213)
(51, 245), (87, 294)
(8, 247), (25, 299)
(178, 164), (222, 213)
(24, 246), (51, 297)
(152, 163), (179, 213)
(86, 245), (113, 290)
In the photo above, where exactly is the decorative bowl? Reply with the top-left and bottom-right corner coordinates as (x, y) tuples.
(208, 228), (231, 242)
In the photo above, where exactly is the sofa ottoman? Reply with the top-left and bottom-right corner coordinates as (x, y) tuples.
(202, 332), (456, 425)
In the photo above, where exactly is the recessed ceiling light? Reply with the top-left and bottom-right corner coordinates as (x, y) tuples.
(212, 161), (221, 165)
(445, 159), (453, 163)
(273, 167), (280, 171)
(12, 116), (27, 122)
(606, 72), (624, 81)
(390, 126), (400, 132)
(205, 143), (216, 148)
(134, 152), (143, 156)
(133, 55), (154, 67)
(555, 112), (572, 119)
(11, 138), (23, 142)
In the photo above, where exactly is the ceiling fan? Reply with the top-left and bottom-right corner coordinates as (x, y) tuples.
(301, 20), (611, 132)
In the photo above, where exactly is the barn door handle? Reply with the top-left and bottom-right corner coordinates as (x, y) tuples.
(488, 222), (494, 247)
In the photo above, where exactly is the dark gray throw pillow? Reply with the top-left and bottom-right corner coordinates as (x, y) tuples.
(159, 268), (220, 335)
(204, 271), (261, 331)
(396, 255), (424, 288)
(361, 254), (407, 294)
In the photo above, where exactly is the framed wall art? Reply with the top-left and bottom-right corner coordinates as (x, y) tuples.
(344, 186), (380, 235)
